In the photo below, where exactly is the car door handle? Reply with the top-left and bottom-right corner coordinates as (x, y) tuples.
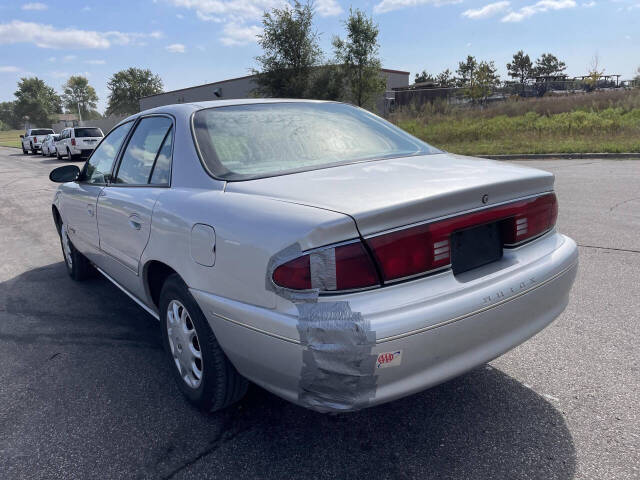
(128, 214), (143, 231)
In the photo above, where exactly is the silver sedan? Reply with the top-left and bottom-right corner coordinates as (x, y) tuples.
(49, 100), (578, 413)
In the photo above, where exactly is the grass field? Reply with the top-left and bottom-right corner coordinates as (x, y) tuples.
(392, 89), (640, 155)
(0, 130), (22, 149)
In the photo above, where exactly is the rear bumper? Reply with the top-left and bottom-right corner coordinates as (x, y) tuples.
(192, 232), (578, 412)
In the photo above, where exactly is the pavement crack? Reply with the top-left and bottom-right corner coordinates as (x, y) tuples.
(609, 196), (640, 212)
(578, 244), (640, 254)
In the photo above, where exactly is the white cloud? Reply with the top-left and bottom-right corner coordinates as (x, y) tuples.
(220, 23), (262, 46)
(462, 1), (510, 18)
(166, 43), (186, 53)
(63, 54), (77, 62)
(501, 0), (576, 21)
(85, 59), (106, 64)
(22, 2), (47, 10)
(582, 1), (596, 6)
(315, 0), (343, 16)
(373, 0), (461, 14)
(169, 0), (283, 21)
(0, 65), (21, 73)
(50, 71), (69, 78)
(0, 21), (163, 49)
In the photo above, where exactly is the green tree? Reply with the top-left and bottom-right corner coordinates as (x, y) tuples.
(414, 70), (435, 83)
(253, 1), (322, 98)
(534, 53), (566, 77)
(435, 69), (455, 87)
(13, 77), (62, 127)
(507, 50), (533, 87)
(106, 67), (163, 115)
(456, 55), (477, 87)
(584, 54), (605, 91)
(0, 101), (19, 129)
(308, 65), (345, 100)
(457, 57), (500, 103)
(61, 75), (99, 120)
(333, 8), (386, 109)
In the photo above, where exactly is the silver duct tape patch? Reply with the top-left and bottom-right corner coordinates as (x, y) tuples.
(264, 242), (319, 303)
(296, 302), (377, 412)
(309, 249), (337, 291)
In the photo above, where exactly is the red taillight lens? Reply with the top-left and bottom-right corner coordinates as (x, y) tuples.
(71, 138), (76, 146)
(272, 241), (379, 292)
(501, 194), (558, 245)
(367, 193), (558, 282)
(33, 137), (37, 143)
(273, 255), (311, 290)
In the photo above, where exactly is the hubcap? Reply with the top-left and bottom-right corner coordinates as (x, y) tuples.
(166, 300), (203, 389)
(61, 224), (73, 268)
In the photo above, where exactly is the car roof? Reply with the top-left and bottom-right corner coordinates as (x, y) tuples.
(114, 99), (335, 132)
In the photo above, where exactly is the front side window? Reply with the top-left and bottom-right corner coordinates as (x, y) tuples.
(115, 116), (172, 185)
(193, 102), (441, 181)
(75, 127), (103, 138)
(82, 121), (133, 184)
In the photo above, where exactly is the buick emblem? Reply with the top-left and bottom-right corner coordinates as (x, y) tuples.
(481, 194), (489, 204)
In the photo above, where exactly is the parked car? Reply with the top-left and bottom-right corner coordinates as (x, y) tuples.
(21, 128), (55, 154)
(41, 134), (60, 156)
(48, 100), (578, 413)
(55, 126), (104, 160)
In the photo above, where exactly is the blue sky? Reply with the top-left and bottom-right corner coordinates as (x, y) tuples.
(1, 0), (638, 113)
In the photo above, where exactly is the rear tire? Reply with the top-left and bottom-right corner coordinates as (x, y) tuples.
(159, 275), (248, 412)
(22, 146), (28, 154)
(67, 148), (76, 161)
(59, 221), (93, 281)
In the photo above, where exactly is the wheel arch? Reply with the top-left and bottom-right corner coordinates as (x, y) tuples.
(144, 260), (182, 310)
(52, 205), (62, 234)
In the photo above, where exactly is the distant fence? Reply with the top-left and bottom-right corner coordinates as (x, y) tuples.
(389, 79), (637, 112)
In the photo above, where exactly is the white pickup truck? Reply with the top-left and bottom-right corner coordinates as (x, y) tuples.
(21, 128), (55, 154)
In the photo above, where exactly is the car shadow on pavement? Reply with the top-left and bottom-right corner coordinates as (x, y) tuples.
(0, 263), (576, 480)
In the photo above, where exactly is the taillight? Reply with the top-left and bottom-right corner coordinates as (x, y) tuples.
(71, 138), (76, 146)
(272, 241), (379, 292)
(501, 194), (558, 246)
(367, 193), (558, 282)
(33, 137), (37, 143)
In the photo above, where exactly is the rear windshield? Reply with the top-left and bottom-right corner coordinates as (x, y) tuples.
(31, 129), (54, 135)
(74, 128), (103, 138)
(192, 102), (440, 181)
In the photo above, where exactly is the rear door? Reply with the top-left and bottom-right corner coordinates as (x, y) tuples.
(96, 115), (174, 274)
(61, 121), (134, 260)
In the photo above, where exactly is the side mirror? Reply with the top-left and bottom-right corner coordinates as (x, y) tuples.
(20, 135), (24, 138)
(49, 165), (80, 183)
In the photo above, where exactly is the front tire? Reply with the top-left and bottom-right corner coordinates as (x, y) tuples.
(159, 275), (248, 412)
(22, 146), (28, 154)
(59, 222), (93, 281)
(56, 148), (62, 160)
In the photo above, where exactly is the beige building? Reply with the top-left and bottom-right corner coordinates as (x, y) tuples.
(139, 68), (410, 115)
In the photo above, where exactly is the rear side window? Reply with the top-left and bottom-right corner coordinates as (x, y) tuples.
(75, 127), (103, 138)
(149, 126), (173, 185)
(115, 116), (173, 185)
(82, 121), (134, 184)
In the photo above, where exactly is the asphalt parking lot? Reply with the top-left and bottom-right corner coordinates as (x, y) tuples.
(0, 146), (638, 479)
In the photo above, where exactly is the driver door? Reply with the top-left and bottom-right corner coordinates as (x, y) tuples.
(61, 121), (134, 263)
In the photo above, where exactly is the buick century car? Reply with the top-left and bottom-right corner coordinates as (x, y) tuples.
(49, 100), (578, 413)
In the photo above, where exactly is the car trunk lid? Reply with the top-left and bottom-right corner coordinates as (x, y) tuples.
(225, 153), (555, 237)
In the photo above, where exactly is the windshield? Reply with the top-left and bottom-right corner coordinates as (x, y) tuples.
(31, 129), (54, 135)
(192, 102), (440, 180)
(75, 128), (103, 138)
